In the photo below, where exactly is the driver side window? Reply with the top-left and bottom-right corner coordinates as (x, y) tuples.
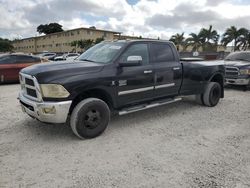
(119, 43), (149, 64)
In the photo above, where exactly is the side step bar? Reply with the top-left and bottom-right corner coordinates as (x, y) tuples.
(119, 97), (182, 115)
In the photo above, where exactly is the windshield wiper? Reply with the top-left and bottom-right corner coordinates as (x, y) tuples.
(235, 58), (249, 62)
(79, 58), (95, 62)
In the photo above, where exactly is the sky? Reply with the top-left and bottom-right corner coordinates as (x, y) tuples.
(0, 0), (250, 40)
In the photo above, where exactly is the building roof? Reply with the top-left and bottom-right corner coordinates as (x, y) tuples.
(14, 27), (122, 41)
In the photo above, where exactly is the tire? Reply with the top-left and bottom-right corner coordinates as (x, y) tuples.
(243, 84), (250, 91)
(203, 82), (221, 107)
(70, 98), (110, 139)
(195, 94), (204, 105)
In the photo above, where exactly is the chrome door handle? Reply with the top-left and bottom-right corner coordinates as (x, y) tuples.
(173, 67), (180, 70)
(144, 70), (152, 74)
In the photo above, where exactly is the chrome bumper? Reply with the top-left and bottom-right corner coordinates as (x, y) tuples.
(225, 78), (250, 85)
(18, 92), (72, 123)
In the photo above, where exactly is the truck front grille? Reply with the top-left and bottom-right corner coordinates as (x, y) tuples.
(19, 73), (42, 102)
(25, 78), (35, 86)
(225, 66), (239, 78)
(26, 88), (37, 98)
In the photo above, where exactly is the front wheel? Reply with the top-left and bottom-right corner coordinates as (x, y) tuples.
(70, 98), (110, 139)
(203, 82), (221, 107)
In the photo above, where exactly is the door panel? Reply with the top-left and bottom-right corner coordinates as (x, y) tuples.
(153, 61), (182, 97)
(0, 55), (17, 83)
(116, 64), (154, 107)
(115, 43), (154, 107)
(150, 43), (182, 98)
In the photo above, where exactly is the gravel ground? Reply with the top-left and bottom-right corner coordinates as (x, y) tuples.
(0, 84), (250, 188)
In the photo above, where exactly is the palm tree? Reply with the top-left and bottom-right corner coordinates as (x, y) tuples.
(70, 39), (94, 51)
(221, 26), (248, 51)
(70, 41), (78, 52)
(238, 30), (250, 51)
(199, 25), (219, 51)
(185, 33), (203, 52)
(169, 32), (185, 51)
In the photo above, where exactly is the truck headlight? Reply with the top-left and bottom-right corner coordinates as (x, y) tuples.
(239, 69), (250, 75)
(40, 84), (70, 98)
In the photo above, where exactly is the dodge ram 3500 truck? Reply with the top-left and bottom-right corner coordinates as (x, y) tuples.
(18, 40), (225, 139)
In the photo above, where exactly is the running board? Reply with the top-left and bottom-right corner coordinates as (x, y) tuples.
(119, 97), (182, 115)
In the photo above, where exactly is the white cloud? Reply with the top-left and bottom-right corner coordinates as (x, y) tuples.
(0, 0), (250, 40)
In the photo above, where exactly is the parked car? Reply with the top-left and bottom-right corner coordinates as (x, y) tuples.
(54, 53), (80, 61)
(37, 52), (57, 60)
(0, 54), (44, 83)
(18, 40), (224, 139)
(224, 51), (250, 90)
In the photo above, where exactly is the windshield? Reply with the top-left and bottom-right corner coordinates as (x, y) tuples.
(225, 52), (250, 61)
(77, 42), (125, 64)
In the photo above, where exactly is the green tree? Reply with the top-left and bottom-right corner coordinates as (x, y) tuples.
(0, 38), (13, 52)
(185, 33), (203, 52)
(37, 23), (63, 35)
(169, 32), (185, 51)
(70, 41), (78, 52)
(95, 37), (104, 44)
(199, 25), (219, 51)
(221, 26), (248, 51)
(237, 30), (250, 51)
(71, 39), (94, 51)
(79, 39), (94, 49)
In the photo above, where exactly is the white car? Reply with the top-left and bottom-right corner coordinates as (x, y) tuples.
(37, 52), (56, 60)
(54, 53), (80, 61)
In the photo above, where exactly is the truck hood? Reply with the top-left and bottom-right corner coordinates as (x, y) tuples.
(21, 60), (104, 83)
(224, 60), (250, 67)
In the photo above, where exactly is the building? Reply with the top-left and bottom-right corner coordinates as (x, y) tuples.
(12, 27), (121, 53)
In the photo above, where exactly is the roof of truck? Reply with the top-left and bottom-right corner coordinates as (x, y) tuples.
(113, 39), (174, 44)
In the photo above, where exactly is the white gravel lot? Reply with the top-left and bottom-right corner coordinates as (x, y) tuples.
(0, 84), (250, 188)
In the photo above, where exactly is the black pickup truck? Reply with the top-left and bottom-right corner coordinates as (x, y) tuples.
(224, 51), (250, 90)
(18, 40), (225, 139)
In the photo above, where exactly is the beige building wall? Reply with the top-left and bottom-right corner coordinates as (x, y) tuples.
(13, 27), (120, 53)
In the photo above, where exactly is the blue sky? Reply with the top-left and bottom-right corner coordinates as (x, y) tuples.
(126, 0), (140, 5)
(0, 0), (250, 40)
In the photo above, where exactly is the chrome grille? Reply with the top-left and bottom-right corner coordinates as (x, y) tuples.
(19, 73), (42, 102)
(225, 66), (239, 78)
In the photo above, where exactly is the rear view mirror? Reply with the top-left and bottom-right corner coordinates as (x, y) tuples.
(119, 56), (142, 67)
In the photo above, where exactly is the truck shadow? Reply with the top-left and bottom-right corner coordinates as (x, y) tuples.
(224, 85), (249, 91)
(22, 97), (204, 141)
(22, 119), (77, 141)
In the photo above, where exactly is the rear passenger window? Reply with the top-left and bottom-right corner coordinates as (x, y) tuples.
(0, 55), (16, 64)
(16, 56), (36, 63)
(119, 43), (149, 65)
(151, 43), (175, 62)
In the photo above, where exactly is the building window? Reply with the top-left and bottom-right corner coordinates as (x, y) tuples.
(87, 30), (90, 35)
(77, 31), (80, 34)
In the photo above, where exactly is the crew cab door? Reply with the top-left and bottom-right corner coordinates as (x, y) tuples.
(149, 43), (182, 98)
(0, 55), (17, 83)
(115, 43), (154, 107)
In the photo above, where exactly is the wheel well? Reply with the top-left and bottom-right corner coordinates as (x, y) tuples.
(69, 89), (114, 115)
(210, 73), (224, 98)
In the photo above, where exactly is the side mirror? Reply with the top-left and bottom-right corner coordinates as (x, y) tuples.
(119, 56), (142, 67)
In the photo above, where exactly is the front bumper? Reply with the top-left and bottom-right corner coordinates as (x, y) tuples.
(18, 92), (72, 124)
(225, 78), (250, 86)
